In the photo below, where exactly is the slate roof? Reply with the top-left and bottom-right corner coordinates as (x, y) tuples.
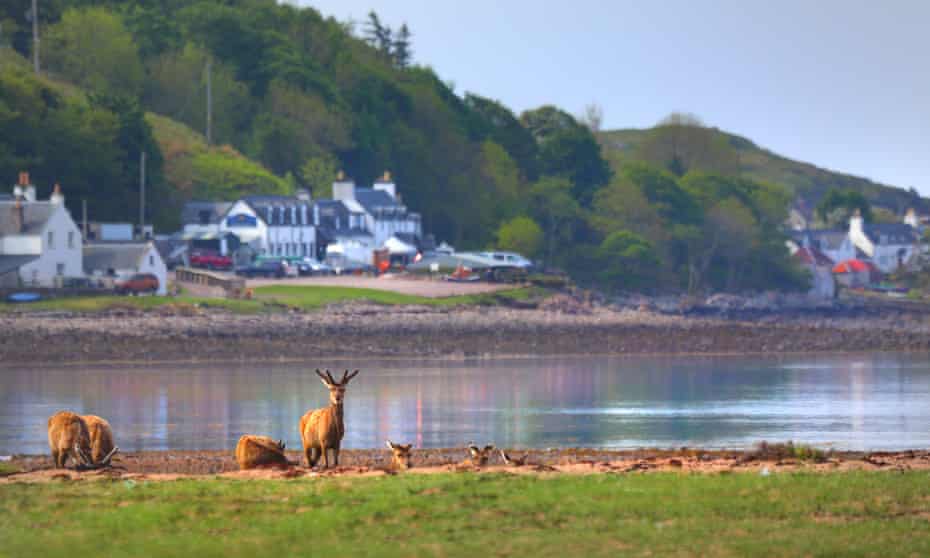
(354, 188), (401, 214)
(805, 230), (848, 251)
(862, 223), (918, 245)
(83, 243), (152, 273)
(181, 202), (232, 226)
(0, 201), (57, 236)
(0, 254), (38, 275)
(793, 247), (833, 267)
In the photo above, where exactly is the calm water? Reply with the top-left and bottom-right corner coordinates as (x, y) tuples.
(2, 354), (930, 455)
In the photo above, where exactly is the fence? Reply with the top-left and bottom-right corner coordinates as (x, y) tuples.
(175, 267), (247, 298)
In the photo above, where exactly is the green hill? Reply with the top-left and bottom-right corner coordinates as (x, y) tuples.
(599, 127), (926, 215)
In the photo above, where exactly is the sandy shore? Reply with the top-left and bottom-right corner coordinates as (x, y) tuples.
(4, 447), (928, 483)
(2, 301), (930, 366)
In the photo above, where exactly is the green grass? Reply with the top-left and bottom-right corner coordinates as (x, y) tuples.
(1, 472), (928, 557)
(0, 462), (20, 476)
(0, 286), (540, 314)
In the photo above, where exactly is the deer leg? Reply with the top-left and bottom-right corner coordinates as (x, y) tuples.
(51, 448), (61, 468)
(332, 443), (340, 466)
(308, 447), (320, 468)
(322, 446), (330, 469)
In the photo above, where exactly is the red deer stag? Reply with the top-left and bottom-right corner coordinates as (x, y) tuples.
(299, 369), (359, 469)
(81, 414), (119, 468)
(235, 435), (290, 470)
(386, 440), (413, 471)
(47, 411), (92, 469)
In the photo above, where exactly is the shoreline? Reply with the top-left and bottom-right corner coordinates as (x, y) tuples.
(5, 448), (929, 483)
(3, 302), (930, 366)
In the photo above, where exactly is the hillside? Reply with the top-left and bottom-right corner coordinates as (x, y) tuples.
(599, 127), (927, 215)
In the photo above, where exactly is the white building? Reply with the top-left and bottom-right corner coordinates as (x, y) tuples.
(181, 191), (317, 259)
(83, 242), (168, 295)
(847, 211), (919, 273)
(0, 175), (83, 287)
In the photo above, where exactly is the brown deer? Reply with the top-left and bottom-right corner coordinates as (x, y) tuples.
(235, 435), (290, 470)
(299, 369), (359, 469)
(386, 440), (413, 471)
(47, 411), (92, 469)
(80, 414), (119, 468)
(499, 449), (529, 467)
(464, 442), (495, 467)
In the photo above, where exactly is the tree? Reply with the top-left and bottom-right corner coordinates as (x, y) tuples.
(815, 188), (873, 227)
(392, 23), (412, 68)
(299, 153), (339, 199)
(527, 176), (580, 265)
(578, 102), (604, 133)
(364, 11), (392, 56)
(44, 7), (144, 95)
(496, 216), (543, 259)
(638, 113), (740, 177)
(598, 230), (659, 291)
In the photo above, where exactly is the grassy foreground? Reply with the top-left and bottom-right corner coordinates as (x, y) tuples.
(1, 472), (929, 557)
(0, 286), (537, 314)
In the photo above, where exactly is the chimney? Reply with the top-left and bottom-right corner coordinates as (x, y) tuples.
(373, 170), (397, 198)
(904, 208), (918, 228)
(333, 170), (355, 202)
(50, 182), (64, 205)
(849, 209), (864, 235)
(12, 199), (24, 233)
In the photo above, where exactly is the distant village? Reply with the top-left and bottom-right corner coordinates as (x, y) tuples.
(0, 169), (928, 300)
(0, 171), (533, 296)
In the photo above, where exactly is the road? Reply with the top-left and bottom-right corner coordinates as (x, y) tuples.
(244, 274), (510, 298)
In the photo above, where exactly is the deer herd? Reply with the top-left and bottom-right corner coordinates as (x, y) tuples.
(45, 369), (513, 473)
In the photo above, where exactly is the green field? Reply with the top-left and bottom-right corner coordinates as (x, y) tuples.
(1, 472), (928, 557)
(0, 286), (538, 314)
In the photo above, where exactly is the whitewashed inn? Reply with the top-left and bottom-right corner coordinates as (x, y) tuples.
(181, 172), (423, 265)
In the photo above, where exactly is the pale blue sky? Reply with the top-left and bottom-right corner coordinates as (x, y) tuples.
(297, 0), (929, 194)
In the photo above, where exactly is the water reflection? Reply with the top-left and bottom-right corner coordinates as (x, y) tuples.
(1, 354), (929, 454)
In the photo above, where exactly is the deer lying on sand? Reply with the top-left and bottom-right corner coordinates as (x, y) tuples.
(499, 449), (529, 467)
(386, 440), (413, 471)
(299, 369), (359, 469)
(460, 442), (495, 468)
(235, 435), (291, 470)
(81, 414), (119, 468)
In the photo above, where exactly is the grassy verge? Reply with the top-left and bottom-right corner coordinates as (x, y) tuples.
(0, 287), (541, 314)
(1, 472), (928, 557)
(0, 462), (20, 476)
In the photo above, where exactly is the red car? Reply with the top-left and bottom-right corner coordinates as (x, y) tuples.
(190, 252), (233, 270)
(115, 273), (159, 295)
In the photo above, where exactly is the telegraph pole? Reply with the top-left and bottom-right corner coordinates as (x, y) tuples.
(205, 59), (213, 145)
(82, 199), (87, 242)
(139, 151), (146, 240)
(31, 0), (40, 74)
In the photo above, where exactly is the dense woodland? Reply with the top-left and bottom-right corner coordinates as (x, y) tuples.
(4, 0), (911, 294)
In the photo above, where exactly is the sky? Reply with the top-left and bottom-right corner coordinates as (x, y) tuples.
(296, 0), (930, 194)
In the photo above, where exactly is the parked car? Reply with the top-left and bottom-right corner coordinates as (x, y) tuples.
(478, 251), (534, 269)
(115, 273), (160, 295)
(190, 251), (234, 270)
(235, 259), (291, 278)
(298, 257), (333, 276)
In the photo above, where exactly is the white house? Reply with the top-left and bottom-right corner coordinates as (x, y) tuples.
(847, 211), (919, 273)
(181, 191), (317, 259)
(0, 175), (82, 287)
(332, 172), (422, 249)
(83, 242), (168, 295)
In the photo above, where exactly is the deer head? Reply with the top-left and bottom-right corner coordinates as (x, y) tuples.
(467, 443), (495, 466)
(386, 440), (413, 470)
(316, 369), (359, 406)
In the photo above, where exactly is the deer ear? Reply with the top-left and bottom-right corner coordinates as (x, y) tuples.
(484, 445), (495, 452)
(468, 446), (480, 456)
(386, 440), (396, 450)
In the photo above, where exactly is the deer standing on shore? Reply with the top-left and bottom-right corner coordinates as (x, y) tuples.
(81, 414), (119, 468)
(461, 442), (495, 468)
(47, 411), (93, 469)
(235, 435), (290, 470)
(299, 369), (359, 469)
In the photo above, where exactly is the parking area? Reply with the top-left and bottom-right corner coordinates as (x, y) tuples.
(244, 274), (511, 298)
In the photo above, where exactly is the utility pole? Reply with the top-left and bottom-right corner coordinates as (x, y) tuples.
(205, 59), (213, 145)
(31, 0), (40, 74)
(82, 199), (87, 242)
(139, 151), (146, 240)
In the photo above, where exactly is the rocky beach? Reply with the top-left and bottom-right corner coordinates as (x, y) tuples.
(2, 293), (930, 366)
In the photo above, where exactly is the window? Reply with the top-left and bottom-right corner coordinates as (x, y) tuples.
(149, 255), (154, 266)
(47, 231), (54, 249)
(56, 263), (65, 276)
(68, 231), (75, 249)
